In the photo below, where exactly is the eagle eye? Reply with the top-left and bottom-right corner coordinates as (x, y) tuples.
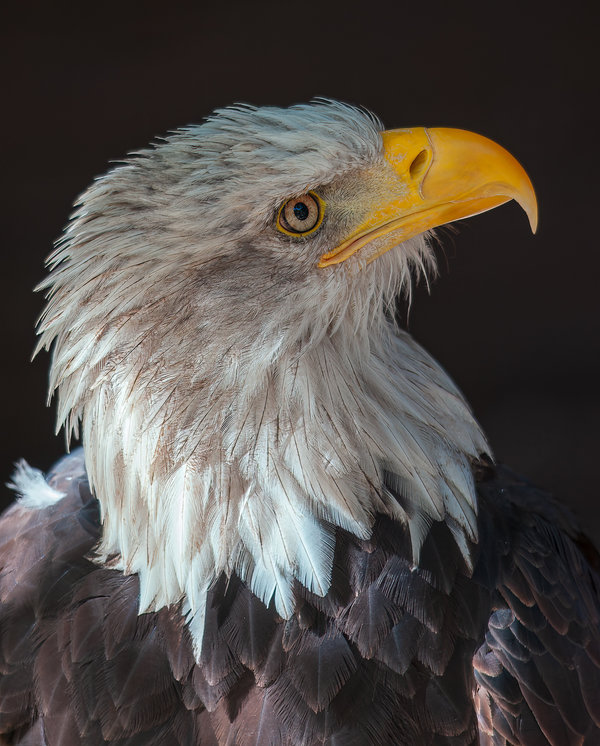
(277, 192), (324, 236)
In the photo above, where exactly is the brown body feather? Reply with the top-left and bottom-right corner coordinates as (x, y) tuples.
(2, 451), (599, 745)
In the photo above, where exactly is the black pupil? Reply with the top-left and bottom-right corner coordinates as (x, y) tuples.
(293, 202), (310, 221)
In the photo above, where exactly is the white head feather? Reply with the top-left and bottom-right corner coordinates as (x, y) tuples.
(35, 101), (488, 655)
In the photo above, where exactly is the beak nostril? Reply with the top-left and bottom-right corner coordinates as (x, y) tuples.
(409, 149), (429, 181)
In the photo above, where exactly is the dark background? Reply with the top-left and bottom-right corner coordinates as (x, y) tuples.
(2, 2), (599, 538)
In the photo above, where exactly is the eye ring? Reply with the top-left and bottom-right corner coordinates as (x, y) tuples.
(276, 192), (325, 236)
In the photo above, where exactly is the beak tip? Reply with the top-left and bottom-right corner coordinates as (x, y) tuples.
(529, 212), (538, 234)
(526, 200), (539, 234)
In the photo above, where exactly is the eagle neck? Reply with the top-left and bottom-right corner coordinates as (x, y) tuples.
(79, 299), (487, 657)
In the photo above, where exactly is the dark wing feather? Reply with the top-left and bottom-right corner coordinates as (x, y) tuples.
(221, 686), (283, 746)
(220, 584), (279, 670)
(285, 626), (357, 713)
(0, 451), (98, 742)
(474, 466), (600, 745)
(0, 451), (213, 745)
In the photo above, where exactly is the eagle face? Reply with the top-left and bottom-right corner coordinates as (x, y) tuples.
(39, 101), (534, 376)
(35, 100), (536, 653)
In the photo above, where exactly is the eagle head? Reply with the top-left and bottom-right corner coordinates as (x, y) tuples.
(35, 101), (536, 652)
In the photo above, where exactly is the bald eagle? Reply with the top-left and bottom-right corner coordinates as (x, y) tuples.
(2, 101), (599, 745)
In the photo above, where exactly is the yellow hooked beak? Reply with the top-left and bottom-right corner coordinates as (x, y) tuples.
(318, 127), (537, 267)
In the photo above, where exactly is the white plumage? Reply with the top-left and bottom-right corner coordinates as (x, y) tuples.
(34, 101), (487, 653)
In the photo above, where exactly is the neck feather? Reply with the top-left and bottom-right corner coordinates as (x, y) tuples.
(79, 313), (487, 656)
